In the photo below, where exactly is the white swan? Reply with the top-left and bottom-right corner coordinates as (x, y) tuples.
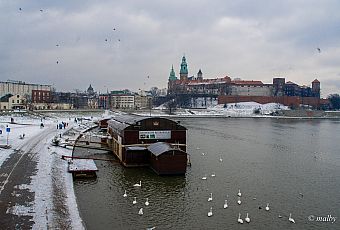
(211, 173), (216, 177)
(208, 193), (213, 202)
(219, 156), (223, 162)
(134, 181), (142, 187)
(289, 213), (295, 223)
(123, 190), (127, 197)
(237, 197), (241, 205)
(237, 189), (241, 197)
(208, 207), (213, 217)
(265, 203), (269, 211)
(245, 213), (250, 223)
(202, 175), (207, 180)
(138, 208), (143, 215)
(145, 198), (149, 206)
(238, 213), (243, 224)
(133, 197), (137, 205)
(223, 200), (228, 209)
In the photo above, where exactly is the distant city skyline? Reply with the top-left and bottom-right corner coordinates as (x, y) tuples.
(1, 0), (340, 97)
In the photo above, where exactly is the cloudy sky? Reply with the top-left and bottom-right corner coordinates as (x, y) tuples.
(1, 0), (340, 97)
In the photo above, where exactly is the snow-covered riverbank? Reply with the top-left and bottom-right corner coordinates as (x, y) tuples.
(0, 112), (105, 229)
(136, 102), (289, 117)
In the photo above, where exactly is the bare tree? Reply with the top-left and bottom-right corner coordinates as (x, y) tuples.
(164, 98), (177, 115)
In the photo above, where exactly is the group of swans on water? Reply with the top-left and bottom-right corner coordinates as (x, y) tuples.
(207, 189), (295, 224)
(122, 181), (150, 215)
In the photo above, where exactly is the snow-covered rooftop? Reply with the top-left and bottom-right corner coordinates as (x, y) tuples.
(68, 159), (98, 172)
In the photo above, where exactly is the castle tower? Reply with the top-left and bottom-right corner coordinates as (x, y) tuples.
(168, 65), (177, 94)
(197, 69), (203, 81)
(273, 78), (285, 96)
(169, 65), (177, 81)
(179, 55), (188, 81)
(312, 79), (320, 98)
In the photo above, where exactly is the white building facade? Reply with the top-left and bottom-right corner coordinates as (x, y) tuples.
(0, 81), (51, 97)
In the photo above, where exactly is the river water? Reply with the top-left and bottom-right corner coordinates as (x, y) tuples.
(74, 118), (340, 230)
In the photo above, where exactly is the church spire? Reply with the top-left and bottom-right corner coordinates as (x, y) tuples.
(197, 69), (203, 81)
(179, 55), (188, 81)
(168, 65), (177, 81)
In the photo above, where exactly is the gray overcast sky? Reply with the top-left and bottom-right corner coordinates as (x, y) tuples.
(1, 0), (340, 97)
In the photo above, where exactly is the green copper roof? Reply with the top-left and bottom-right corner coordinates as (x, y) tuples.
(169, 65), (177, 81)
(180, 55), (188, 74)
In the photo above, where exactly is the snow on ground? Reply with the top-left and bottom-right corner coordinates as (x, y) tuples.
(206, 102), (289, 116)
(0, 112), (105, 229)
(138, 102), (289, 117)
(0, 118), (47, 167)
(1, 106), (291, 228)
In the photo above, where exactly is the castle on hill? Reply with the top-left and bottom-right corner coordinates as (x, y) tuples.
(167, 55), (325, 108)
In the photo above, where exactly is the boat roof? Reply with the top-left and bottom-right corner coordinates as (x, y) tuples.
(68, 159), (98, 172)
(147, 142), (185, 157)
(126, 146), (147, 151)
(107, 114), (185, 133)
(148, 142), (172, 156)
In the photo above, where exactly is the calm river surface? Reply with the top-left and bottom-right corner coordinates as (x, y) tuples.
(74, 118), (340, 230)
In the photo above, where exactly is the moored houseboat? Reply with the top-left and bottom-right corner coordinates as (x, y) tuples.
(106, 114), (187, 175)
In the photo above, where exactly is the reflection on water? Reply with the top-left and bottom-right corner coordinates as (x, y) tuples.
(74, 118), (340, 230)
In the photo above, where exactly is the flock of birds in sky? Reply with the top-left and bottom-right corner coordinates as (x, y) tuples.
(16, 6), (323, 67)
(17, 7), (122, 66)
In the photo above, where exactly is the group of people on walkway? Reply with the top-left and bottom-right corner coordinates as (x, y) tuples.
(57, 121), (68, 129)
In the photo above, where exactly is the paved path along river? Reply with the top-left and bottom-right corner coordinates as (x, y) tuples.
(0, 123), (76, 229)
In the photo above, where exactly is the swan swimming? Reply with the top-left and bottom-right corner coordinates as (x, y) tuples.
(123, 190), (127, 197)
(134, 181), (142, 187)
(138, 208), (143, 215)
(265, 203), (270, 211)
(211, 173), (216, 177)
(289, 213), (295, 223)
(207, 207), (213, 217)
(202, 175), (207, 180)
(133, 197), (137, 205)
(238, 213), (243, 224)
(223, 200), (228, 209)
(208, 193), (213, 202)
(237, 197), (241, 205)
(237, 189), (241, 197)
(145, 198), (149, 206)
(245, 213), (250, 223)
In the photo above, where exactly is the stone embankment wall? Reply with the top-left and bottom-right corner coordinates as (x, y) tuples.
(278, 110), (340, 118)
(218, 95), (328, 108)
